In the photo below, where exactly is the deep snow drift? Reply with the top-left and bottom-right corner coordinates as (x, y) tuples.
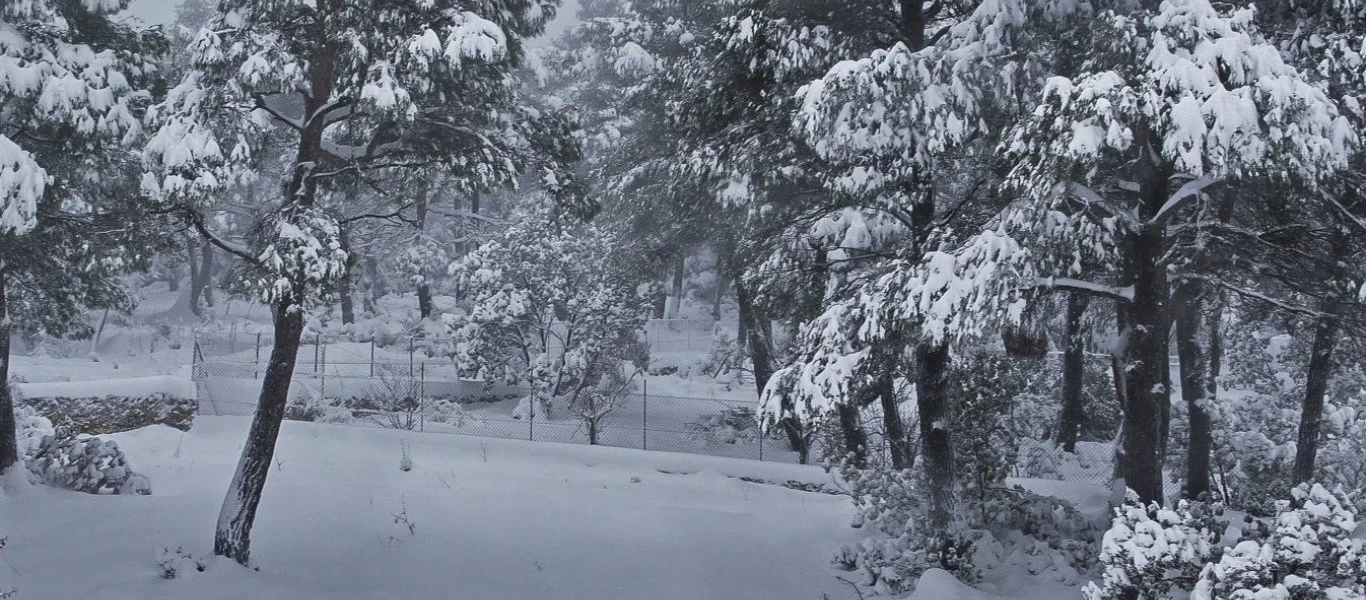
(2, 417), (859, 599)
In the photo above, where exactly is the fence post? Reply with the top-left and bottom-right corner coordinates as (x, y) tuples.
(409, 336), (415, 377)
(419, 363), (426, 433)
(254, 332), (261, 380)
(642, 380), (648, 451)
(369, 339), (375, 378)
(759, 430), (764, 462)
(314, 333), (321, 373)
(528, 393), (535, 442)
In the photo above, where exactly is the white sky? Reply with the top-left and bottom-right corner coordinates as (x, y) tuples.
(121, 0), (581, 42)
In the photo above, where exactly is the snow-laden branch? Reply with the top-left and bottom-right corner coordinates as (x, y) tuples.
(1151, 175), (1221, 225)
(1030, 277), (1134, 302)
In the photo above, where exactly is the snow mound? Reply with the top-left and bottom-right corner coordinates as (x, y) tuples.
(908, 568), (1000, 600)
(19, 375), (194, 400)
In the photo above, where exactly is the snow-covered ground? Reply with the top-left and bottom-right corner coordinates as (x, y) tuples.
(3, 417), (860, 599)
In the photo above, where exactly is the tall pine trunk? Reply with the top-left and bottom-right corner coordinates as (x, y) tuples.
(837, 404), (868, 467)
(213, 300), (306, 564)
(1119, 130), (1172, 505)
(1175, 285), (1214, 498)
(916, 341), (955, 532)
(1057, 293), (1089, 452)
(338, 228), (356, 325)
(0, 265), (17, 474)
(188, 243), (203, 316)
(1294, 299), (1340, 485)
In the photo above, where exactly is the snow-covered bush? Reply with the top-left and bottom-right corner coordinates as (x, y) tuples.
(1192, 484), (1366, 599)
(447, 215), (652, 436)
(14, 404), (54, 460)
(156, 546), (204, 580)
(26, 428), (151, 495)
(1083, 494), (1224, 600)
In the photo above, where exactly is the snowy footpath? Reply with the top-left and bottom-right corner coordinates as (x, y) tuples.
(2, 417), (861, 599)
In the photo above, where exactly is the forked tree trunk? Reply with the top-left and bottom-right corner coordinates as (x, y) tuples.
(1294, 299), (1341, 485)
(213, 300), (307, 564)
(915, 341), (955, 532)
(1057, 293), (1089, 452)
(0, 266), (17, 474)
(1175, 285), (1214, 498)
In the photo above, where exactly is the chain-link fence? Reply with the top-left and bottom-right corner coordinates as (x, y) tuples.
(191, 328), (1119, 479)
(192, 355), (812, 463)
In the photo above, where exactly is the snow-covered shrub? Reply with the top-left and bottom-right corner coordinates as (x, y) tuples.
(447, 216), (652, 437)
(26, 428), (151, 495)
(21, 393), (197, 435)
(1082, 494), (1223, 600)
(1015, 439), (1068, 480)
(949, 353), (1029, 501)
(833, 460), (979, 594)
(1192, 483), (1366, 599)
(156, 546), (204, 580)
(976, 486), (1105, 574)
(14, 404), (54, 460)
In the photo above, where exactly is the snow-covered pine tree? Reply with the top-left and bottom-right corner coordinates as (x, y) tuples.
(0, 0), (164, 474)
(766, 0), (1086, 529)
(142, 0), (565, 565)
(1003, 0), (1354, 504)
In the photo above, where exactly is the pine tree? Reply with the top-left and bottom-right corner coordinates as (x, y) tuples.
(0, 0), (165, 474)
(142, 0), (565, 565)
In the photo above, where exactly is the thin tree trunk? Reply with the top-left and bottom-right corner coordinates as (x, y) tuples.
(364, 256), (384, 315)
(836, 404), (867, 467)
(1057, 293), (1089, 452)
(0, 265), (17, 474)
(712, 269), (726, 321)
(667, 253), (685, 319)
(880, 369), (913, 469)
(188, 243), (202, 317)
(916, 341), (955, 532)
(200, 239), (215, 307)
(1175, 285), (1213, 498)
(213, 299), (306, 564)
(1294, 299), (1340, 485)
(736, 278), (806, 462)
(415, 184), (433, 320)
(338, 228), (356, 325)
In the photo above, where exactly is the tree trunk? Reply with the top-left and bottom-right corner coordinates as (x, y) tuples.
(214, 299), (306, 564)
(712, 269), (726, 321)
(364, 256), (383, 315)
(667, 253), (685, 319)
(0, 266), (17, 474)
(415, 184), (433, 320)
(1002, 324), (1049, 358)
(1057, 293), (1089, 452)
(338, 229), (356, 325)
(200, 239), (215, 307)
(880, 369), (914, 470)
(1175, 285), (1213, 498)
(836, 404), (867, 467)
(915, 341), (955, 532)
(1119, 131), (1172, 505)
(652, 289), (667, 319)
(1294, 300), (1340, 485)
(188, 243), (203, 317)
(736, 278), (806, 462)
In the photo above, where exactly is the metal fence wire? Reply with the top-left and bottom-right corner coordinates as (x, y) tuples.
(191, 331), (1118, 478)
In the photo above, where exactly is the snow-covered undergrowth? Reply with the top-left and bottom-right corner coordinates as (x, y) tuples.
(4, 417), (860, 599)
